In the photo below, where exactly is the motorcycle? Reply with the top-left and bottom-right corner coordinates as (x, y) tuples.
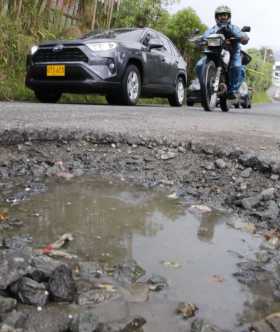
(193, 26), (251, 112)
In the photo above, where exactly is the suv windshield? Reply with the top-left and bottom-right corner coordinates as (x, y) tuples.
(82, 29), (143, 41)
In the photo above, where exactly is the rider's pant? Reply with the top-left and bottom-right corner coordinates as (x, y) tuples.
(195, 52), (244, 94)
(229, 51), (243, 93)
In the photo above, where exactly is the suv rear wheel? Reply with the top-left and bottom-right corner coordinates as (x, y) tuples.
(35, 90), (61, 103)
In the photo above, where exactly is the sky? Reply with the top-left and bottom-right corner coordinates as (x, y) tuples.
(167, 0), (280, 51)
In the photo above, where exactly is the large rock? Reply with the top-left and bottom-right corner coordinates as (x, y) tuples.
(95, 316), (146, 332)
(23, 307), (72, 332)
(2, 310), (27, 329)
(241, 194), (262, 210)
(70, 310), (99, 332)
(30, 255), (65, 282)
(0, 248), (32, 290)
(191, 318), (226, 332)
(48, 265), (76, 302)
(0, 296), (17, 313)
(9, 277), (49, 306)
(249, 312), (280, 332)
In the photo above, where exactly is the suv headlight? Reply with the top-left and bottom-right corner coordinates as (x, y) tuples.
(30, 45), (39, 55)
(207, 38), (222, 47)
(86, 42), (117, 52)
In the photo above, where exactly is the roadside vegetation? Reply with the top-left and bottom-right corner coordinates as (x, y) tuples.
(246, 48), (273, 103)
(0, 0), (273, 104)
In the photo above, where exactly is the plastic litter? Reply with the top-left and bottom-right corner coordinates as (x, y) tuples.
(35, 233), (77, 259)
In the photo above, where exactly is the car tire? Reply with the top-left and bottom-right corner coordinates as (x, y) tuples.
(34, 90), (61, 103)
(120, 65), (141, 106)
(168, 77), (186, 107)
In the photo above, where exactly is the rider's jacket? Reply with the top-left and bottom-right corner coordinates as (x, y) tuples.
(202, 23), (248, 54)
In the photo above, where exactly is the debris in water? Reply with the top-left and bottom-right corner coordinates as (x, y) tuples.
(209, 275), (225, 284)
(35, 233), (76, 259)
(189, 205), (212, 213)
(176, 302), (198, 319)
(168, 192), (178, 199)
(161, 260), (182, 269)
(0, 211), (9, 222)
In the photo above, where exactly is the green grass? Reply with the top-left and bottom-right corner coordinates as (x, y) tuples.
(252, 91), (271, 104)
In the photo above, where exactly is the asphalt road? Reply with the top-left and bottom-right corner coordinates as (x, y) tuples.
(0, 101), (279, 160)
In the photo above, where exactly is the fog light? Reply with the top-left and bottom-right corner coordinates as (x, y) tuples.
(109, 63), (115, 71)
(107, 59), (116, 74)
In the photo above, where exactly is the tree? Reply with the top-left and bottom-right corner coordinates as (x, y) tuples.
(246, 48), (273, 92)
(165, 8), (207, 81)
(259, 47), (275, 64)
(111, 0), (175, 28)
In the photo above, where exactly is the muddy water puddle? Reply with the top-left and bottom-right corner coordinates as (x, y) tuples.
(3, 177), (279, 331)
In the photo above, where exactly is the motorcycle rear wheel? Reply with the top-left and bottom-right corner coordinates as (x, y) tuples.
(201, 60), (217, 112)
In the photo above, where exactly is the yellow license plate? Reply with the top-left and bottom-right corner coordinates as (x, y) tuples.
(47, 65), (65, 77)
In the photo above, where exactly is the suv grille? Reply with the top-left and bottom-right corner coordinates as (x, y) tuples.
(33, 47), (88, 63)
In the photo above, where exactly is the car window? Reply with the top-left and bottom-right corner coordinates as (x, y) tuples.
(142, 31), (158, 46)
(83, 29), (143, 42)
(158, 36), (173, 55)
(168, 40), (181, 57)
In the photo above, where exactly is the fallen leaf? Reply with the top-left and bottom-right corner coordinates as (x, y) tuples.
(176, 302), (198, 319)
(95, 283), (116, 292)
(161, 260), (182, 269)
(264, 229), (280, 241)
(243, 223), (256, 234)
(0, 212), (9, 222)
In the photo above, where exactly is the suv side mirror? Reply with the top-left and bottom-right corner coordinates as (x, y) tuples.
(148, 38), (163, 50)
(241, 26), (251, 32)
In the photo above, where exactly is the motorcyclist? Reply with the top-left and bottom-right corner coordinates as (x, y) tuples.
(196, 5), (249, 99)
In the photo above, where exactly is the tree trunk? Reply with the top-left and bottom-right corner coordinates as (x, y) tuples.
(39, 0), (48, 15)
(90, 0), (97, 30)
(16, 0), (23, 19)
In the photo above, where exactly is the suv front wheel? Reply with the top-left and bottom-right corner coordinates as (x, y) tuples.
(120, 65), (141, 106)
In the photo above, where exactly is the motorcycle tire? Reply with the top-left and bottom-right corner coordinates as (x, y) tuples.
(200, 60), (217, 112)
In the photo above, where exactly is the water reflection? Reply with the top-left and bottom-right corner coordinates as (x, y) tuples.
(8, 177), (186, 262)
(4, 176), (276, 330)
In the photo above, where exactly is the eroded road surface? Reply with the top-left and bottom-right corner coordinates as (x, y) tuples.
(0, 101), (279, 161)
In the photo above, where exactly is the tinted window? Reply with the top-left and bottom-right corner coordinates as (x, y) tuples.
(142, 31), (158, 46)
(276, 66), (280, 71)
(159, 37), (172, 55)
(168, 40), (180, 57)
(83, 29), (143, 41)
